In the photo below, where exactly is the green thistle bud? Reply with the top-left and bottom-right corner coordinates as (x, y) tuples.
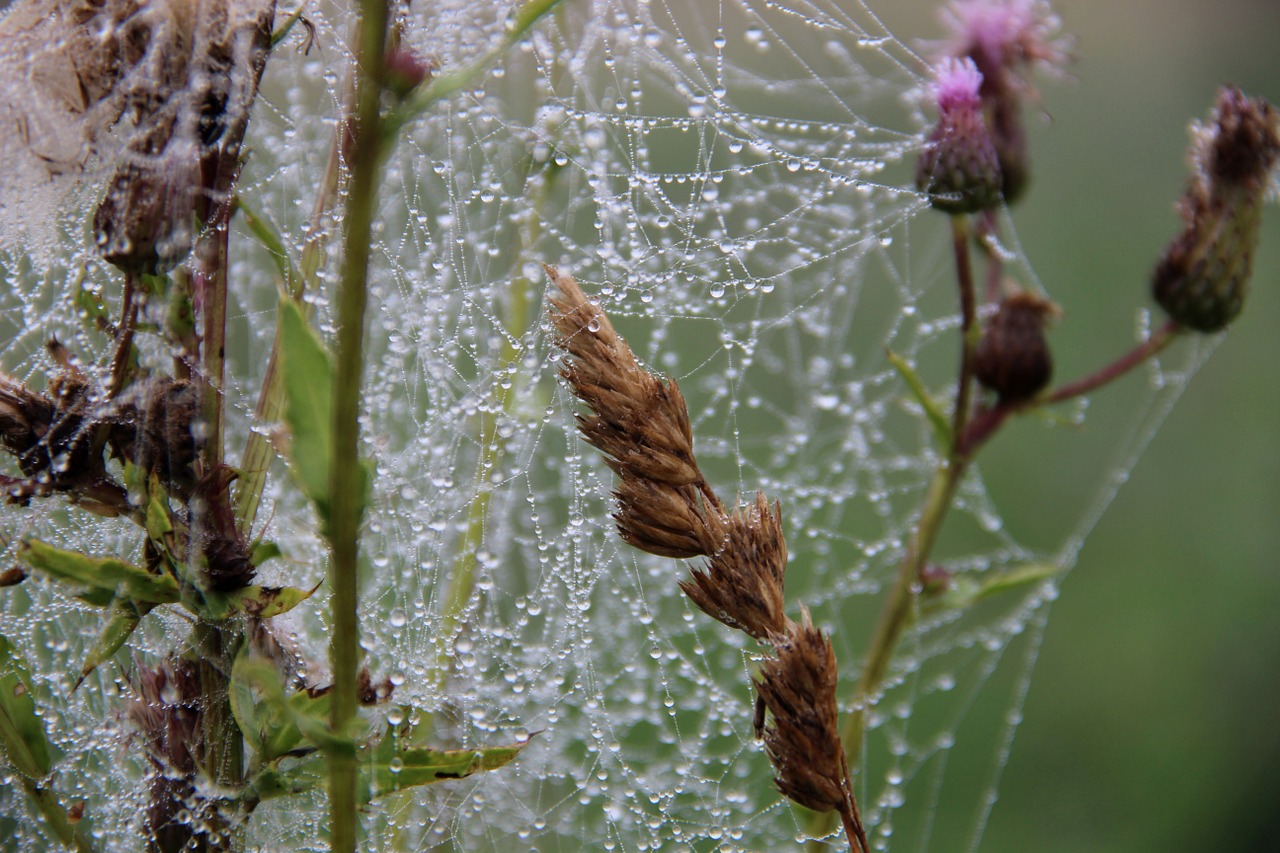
(1152, 87), (1279, 332)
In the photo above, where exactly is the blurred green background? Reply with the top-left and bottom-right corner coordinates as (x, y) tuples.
(878, 2), (1280, 851)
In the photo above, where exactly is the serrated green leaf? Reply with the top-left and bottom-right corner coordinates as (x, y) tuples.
(19, 539), (179, 606)
(279, 299), (335, 525)
(886, 348), (952, 451)
(75, 599), (151, 689)
(0, 634), (55, 778)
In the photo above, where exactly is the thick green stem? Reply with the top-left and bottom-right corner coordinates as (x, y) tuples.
(327, 2), (389, 850)
(192, 617), (244, 799)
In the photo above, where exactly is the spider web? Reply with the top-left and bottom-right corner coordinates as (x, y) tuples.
(0, 1), (1218, 851)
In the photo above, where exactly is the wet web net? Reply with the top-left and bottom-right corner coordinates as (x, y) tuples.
(0, 1), (1219, 850)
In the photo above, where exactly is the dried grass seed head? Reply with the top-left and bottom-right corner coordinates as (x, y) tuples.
(755, 608), (847, 813)
(547, 265), (700, 487)
(612, 476), (710, 559)
(681, 492), (790, 640)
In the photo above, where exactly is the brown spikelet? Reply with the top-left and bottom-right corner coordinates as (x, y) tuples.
(755, 609), (847, 813)
(547, 265), (702, 488)
(680, 492), (790, 640)
(612, 477), (711, 559)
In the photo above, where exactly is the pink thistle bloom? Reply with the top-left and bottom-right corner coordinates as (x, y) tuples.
(938, 0), (1070, 92)
(929, 0), (1072, 204)
(916, 58), (1003, 214)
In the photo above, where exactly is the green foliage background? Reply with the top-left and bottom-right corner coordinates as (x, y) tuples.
(883, 2), (1280, 851)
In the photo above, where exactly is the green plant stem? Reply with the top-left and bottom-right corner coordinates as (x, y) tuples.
(20, 777), (96, 853)
(327, 1), (390, 850)
(435, 172), (552, 686)
(192, 618), (245, 847)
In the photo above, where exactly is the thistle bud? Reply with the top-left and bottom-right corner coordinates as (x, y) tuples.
(916, 58), (1003, 214)
(385, 46), (435, 99)
(1152, 87), (1279, 332)
(935, 0), (1072, 204)
(973, 291), (1056, 402)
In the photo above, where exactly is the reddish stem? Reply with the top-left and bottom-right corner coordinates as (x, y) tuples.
(959, 318), (1184, 456)
(950, 217), (979, 445)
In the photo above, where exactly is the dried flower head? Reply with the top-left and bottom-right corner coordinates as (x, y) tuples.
(681, 492), (790, 640)
(1153, 87), (1280, 332)
(917, 57), (1003, 213)
(754, 609), (848, 814)
(128, 659), (205, 853)
(973, 290), (1056, 402)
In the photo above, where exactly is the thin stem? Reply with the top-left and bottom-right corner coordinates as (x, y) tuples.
(107, 273), (139, 397)
(192, 619), (244, 851)
(950, 215), (979, 447)
(20, 777), (97, 853)
(976, 209), (1003, 304)
(959, 319), (1184, 456)
(1043, 318), (1182, 404)
(838, 752), (870, 853)
(195, 213), (231, 472)
(327, 1), (390, 850)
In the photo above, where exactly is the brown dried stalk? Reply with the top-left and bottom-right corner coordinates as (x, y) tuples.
(548, 266), (868, 853)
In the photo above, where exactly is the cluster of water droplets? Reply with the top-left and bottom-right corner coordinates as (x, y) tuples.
(0, 1), (1215, 851)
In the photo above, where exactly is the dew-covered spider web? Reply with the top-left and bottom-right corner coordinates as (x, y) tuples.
(0, 1), (1220, 851)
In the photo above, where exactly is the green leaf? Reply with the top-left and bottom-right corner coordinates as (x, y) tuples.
(75, 599), (152, 689)
(232, 656), (344, 758)
(279, 299), (335, 525)
(886, 348), (952, 451)
(278, 299), (372, 533)
(19, 539), (180, 607)
(244, 755), (327, 802)
(73, 276), (111, 331)
(926, 562), (1061, 614)
(249, 540), (283, 567)
(231, 583), (320, 619)
(365, 723), (530, 799)
(0, 634), (55, 778)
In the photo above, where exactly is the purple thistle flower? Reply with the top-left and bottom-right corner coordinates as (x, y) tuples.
(933, 0), (1071, 203)
(916, 58), (1003, 214)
